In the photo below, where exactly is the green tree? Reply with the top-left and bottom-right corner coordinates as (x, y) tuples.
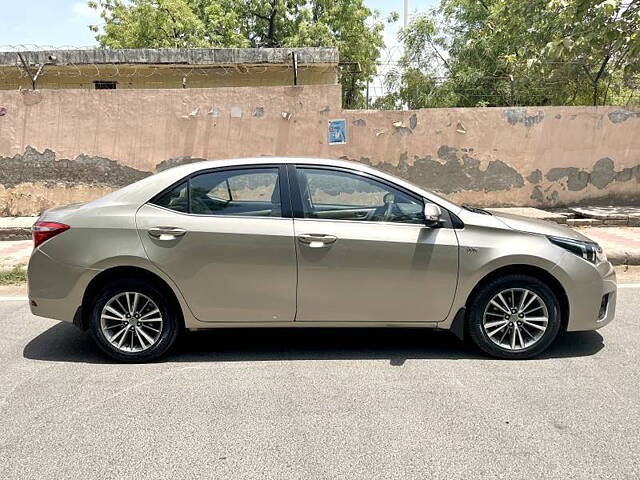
(380, 0), (640, 108)
(89, 0), (387, 108)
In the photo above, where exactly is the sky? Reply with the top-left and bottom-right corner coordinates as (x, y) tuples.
(0, 0), (438, 50)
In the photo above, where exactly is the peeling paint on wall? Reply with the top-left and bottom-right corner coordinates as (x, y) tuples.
(526, 169), (542, 184)
(504, 108), (544, 127)
(0, 146), (151, 188)
(355, 146), (524, 195)
(156, 155), (207, 172)
(545, 157), (639, 192)
(608, 109), (640, 124)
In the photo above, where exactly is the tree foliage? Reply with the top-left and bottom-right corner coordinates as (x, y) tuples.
(378, 0), (640, 108)
(88, 0), (388, 108)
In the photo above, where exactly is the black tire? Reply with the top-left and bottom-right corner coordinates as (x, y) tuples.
(88, 279), (180, 363)
(467, 274), (561, 359)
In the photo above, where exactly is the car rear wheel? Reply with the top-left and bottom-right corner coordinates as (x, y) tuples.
(467, 274), (562, 359)
(88, 280), (180, 362)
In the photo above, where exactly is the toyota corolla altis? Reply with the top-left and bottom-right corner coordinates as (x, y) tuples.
(28, 158), (616, 362)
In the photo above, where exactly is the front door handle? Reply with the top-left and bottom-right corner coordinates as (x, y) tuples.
(148, 226), (187, 240)
(297, 233), (338, 248)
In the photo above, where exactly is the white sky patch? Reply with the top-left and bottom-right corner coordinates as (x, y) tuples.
(70, 2), (101, 24)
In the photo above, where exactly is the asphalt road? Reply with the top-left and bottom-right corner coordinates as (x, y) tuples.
(1, 287), (639, 479)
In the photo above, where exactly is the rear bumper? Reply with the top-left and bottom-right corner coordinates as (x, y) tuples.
(27, 249), (98, 323)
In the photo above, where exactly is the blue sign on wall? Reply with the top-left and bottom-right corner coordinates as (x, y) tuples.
(328, 119), (346, 145)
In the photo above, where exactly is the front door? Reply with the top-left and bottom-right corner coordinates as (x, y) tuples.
(290, 166), (459, 323)
(136, 165), (297, 322)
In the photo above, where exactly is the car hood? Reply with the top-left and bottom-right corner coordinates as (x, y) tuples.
(492, 212), (593, 243)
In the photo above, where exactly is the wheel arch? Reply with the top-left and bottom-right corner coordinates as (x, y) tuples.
(78, 266), (185, 330)
(463, 264), (570, 333)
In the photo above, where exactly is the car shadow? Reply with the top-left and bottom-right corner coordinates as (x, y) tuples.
(23, 322), (605, 365)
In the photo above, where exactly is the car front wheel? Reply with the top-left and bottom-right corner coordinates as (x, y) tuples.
(88, 280), (180, 362)
(467, 274), (562, 359)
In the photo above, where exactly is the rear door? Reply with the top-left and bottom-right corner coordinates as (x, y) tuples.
(136, 165), (297, 322)
(290, 165), (459, 323)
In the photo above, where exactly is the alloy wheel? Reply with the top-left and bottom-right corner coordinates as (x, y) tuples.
(482, 288), (549, 351)
(100, 292), (163, 353)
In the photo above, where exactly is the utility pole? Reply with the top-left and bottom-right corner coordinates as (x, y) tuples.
(403, 0), (410, 110)
(366, 79), (370, 109)
(404, 0), (409, 28)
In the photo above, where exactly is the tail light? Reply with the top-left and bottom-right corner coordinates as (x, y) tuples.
(32, 221), (70, 248)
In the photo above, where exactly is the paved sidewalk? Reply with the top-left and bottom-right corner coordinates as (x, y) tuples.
(0, 240), (32, 270)
(570, 206), (640, 226)
(577, 227), (640, 265)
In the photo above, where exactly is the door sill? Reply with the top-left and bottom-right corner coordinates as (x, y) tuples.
(188, 321), (440, 330)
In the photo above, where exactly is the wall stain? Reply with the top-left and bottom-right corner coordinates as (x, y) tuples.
(352, 118), (366, 126)
(504, 108), (544, 127)
(530, 186), (544, 203)
(608, 109), (640, 124)
(156, 156), (208, 172)
(356, 146), (524, 194)
(409, 113), (417, 130)
(526, 169), (542, 184)
(590, 157), (616, 189)
(545, 157), (638, 192)
(0, 146), (151, 188)
(392, 123), (413, 135)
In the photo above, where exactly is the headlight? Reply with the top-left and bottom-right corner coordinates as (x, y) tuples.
(547, 236), (606, 264)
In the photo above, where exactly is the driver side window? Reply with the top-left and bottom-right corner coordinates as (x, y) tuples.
(297, 168), (424, 224)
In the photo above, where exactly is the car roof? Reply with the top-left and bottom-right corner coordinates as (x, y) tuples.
(165, 156), (373, 173)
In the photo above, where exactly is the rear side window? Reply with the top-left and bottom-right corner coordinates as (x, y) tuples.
(152, 181), (188, 213)
(151, 168), (282, 217)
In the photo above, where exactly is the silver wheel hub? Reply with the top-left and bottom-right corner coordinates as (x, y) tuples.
(482, 288), (549, 351)
(100, 292), (163, 353)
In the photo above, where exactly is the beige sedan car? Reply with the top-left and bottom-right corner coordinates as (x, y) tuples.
(28, 158), (616, 362)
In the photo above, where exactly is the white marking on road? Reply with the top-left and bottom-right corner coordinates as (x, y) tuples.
(618, 283), (640, 289)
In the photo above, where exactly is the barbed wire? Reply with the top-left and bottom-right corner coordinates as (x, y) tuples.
(0, 44), (98, 52)
(0, 44), (637, 106)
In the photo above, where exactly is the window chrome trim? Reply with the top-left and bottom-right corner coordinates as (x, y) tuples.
(292, 217), (428, 228)
(145, 203), (293, 221)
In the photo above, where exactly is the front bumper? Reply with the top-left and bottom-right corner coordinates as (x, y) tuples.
(551, 253), (617, 332)
(28, 248), (98, 323)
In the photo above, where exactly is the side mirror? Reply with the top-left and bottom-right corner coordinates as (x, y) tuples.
(423, 203), (442, 227)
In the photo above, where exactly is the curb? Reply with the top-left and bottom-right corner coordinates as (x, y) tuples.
(0, 228), (31, 241)
(605, 250), (640, 266)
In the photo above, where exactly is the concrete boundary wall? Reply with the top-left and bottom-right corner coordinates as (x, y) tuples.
(0, 85), (638, 216)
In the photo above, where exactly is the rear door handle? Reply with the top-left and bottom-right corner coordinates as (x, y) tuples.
(297, 233), (338, 248)
(148, 226), (187, 240)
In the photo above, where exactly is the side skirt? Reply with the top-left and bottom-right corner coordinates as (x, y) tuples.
(187, 321), (440, 330)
